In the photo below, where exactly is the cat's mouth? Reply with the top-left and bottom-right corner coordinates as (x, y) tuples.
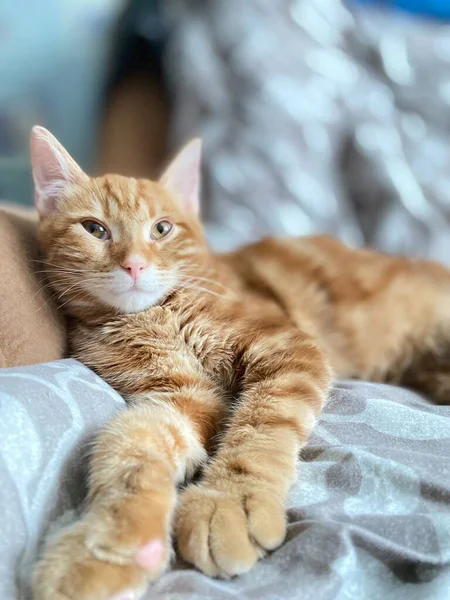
(116, 280), (164, 295)
(84, 268), (175, 313)
(107, 269), (169, 296)
(93, 282), (171, 313)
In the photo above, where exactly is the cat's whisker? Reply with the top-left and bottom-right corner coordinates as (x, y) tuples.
(57, 278), (107, 301)
(30, 260), (91, 273)
(32, 273), (114, 308)
(35, 289), (67, 315)
(150, 272), (233, 300)
(35, 280), (96, 314)
(53, 281), (109, 313)
(31, 276), (80, 304)
(30, 259), (113, 280)
(33, 269), (112, 280)
(57, 289), (94, 313)
(175, 282), (226, 300)
(176, 274), (235, 295)
(170, 272), (236, 298)
(172, 262), (237, 293)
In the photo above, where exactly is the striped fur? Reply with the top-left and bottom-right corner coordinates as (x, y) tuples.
(32, 159), (450, 599)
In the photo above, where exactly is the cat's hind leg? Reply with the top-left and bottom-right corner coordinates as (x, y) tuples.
(400, 348), (450, 404)
(322, 251), (450, 404)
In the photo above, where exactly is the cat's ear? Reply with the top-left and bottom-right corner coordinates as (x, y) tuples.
(159, 139), (202, 214)
(30, 126), (88, 217)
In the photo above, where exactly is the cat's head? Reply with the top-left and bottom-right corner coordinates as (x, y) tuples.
(30, 126), (208, 314)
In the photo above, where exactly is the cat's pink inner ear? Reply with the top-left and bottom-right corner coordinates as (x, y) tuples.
(30, 125), (88, 217)
(159, 139), (202, 214)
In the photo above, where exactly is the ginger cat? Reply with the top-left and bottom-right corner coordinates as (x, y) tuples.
(30, 126), (450, 600)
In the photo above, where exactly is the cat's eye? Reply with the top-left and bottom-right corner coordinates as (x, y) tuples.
(81, 220), (110, 241)
(151, 219), (173, 240)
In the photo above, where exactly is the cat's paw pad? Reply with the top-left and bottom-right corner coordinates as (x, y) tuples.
(33, 515), (170, 600)
(175, 484), (286, 578)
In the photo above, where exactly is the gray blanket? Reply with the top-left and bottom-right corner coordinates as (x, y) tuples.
(1, 360), (449, 599)
(166, 0), (450, 266)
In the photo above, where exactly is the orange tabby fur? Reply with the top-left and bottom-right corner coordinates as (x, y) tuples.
(31, 129), (450, 600)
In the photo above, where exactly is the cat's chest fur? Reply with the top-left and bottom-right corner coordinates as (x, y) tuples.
(70, 303), (237, 398)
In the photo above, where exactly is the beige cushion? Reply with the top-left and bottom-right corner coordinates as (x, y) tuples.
(0, 205), (66, 367)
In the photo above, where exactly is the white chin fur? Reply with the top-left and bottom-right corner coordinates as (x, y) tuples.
(95, 288), (168, 313)
(88, 268), (174, 313)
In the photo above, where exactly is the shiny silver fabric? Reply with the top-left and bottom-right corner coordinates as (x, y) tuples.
(165, 0), (450, 261)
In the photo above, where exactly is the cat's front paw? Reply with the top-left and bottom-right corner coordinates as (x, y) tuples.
(175, 482), (286, 578)
(33, 493), (174, 600)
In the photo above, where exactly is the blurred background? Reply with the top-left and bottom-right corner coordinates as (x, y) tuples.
(2, 0), (450, 260)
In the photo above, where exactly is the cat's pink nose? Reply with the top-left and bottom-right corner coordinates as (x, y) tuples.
(122, 257), (148, 282)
